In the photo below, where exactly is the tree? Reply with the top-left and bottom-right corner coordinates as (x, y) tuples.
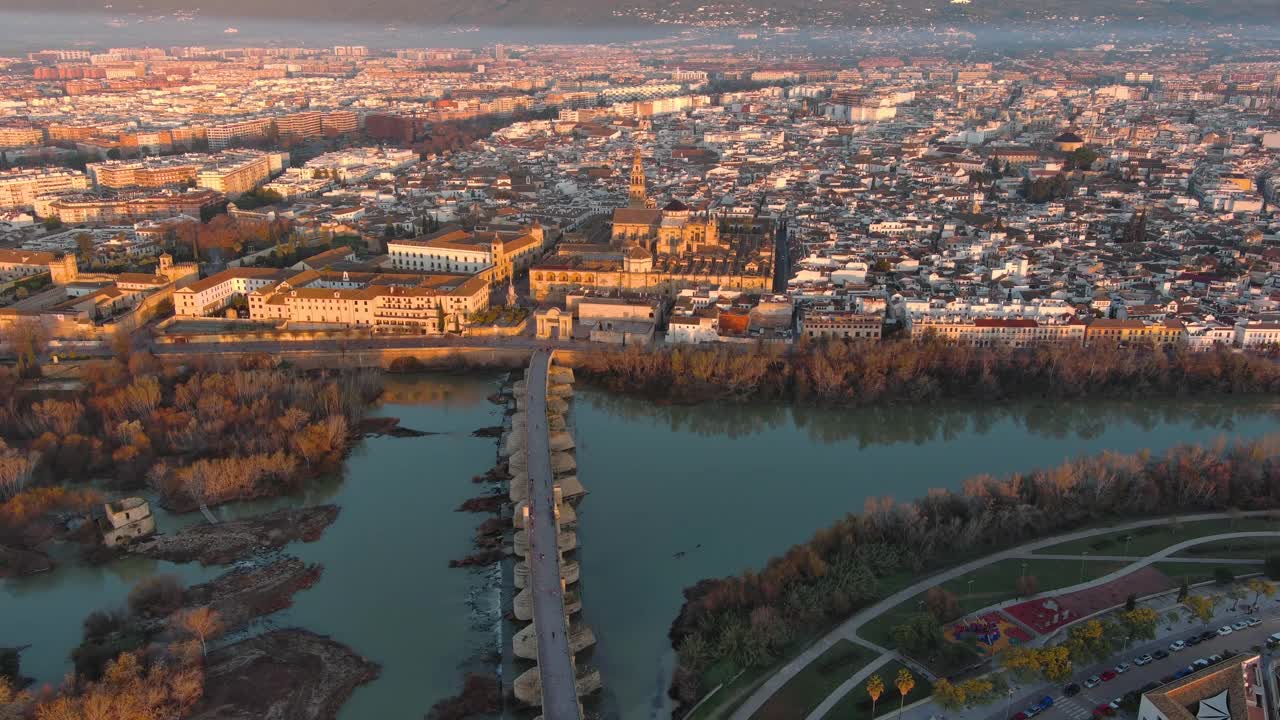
(925, 586), (961, 621)
(933, 678), (965, 710)
(1247, 578), (1275, 608)
(867, 673), (884, 716)
(890, 613), (944, 656)
(1214, 567), (1235, 586)
(896, 667), (916, 717)
(1226, 586), (1246, 611)
(958, 677), (994, 705)
(1119, 607), (1159, 646)
(174, 606), (222, 657)
(1124, 594), (1136, 612)
(1177, 582), (1189, 602)
(75, 232), (95, 264)
(1184, 595), (1217, 627)
(43, 216), (62, 231)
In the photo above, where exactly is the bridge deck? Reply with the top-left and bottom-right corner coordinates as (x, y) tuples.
(524, 350), (581, 719)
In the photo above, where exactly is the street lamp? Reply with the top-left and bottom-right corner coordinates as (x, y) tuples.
(1123, 534), (1133, 556)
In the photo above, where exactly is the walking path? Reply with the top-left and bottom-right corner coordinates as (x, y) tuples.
(729, 512), (1280, 720)
(1025, 553), (1260, 564)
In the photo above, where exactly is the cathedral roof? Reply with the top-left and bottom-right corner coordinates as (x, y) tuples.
(663, 199), (690, 212)
(613, 207), (662, 225)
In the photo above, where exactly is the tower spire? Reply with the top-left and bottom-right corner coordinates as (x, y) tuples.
(628, 148), (647, 208)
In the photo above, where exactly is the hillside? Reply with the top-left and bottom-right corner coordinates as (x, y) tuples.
(11, 0), (1279, 27)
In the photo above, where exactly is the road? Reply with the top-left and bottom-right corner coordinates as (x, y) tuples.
(730, 513), (1280, 720)
(524, 350), (580, 719)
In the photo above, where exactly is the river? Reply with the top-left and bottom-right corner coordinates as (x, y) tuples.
(3, 374), (1278, 719)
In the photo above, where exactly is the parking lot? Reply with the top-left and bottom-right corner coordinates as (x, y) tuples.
(993, 610), (1279, 720)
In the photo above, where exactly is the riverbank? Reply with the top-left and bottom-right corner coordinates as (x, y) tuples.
(574, 340), (1280, 408)
(130, 505), (340, 565)
(192, 629), (381, 720)
(667, 434), (1280, 718)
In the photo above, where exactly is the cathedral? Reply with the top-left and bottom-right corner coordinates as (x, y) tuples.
(610, 149), (722, 256)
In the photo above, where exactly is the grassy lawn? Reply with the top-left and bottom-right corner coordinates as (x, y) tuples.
(1151, 561), (1264, 586)
(687, 663), (772, 720)
(750, 641), (882, 720)
(820, 660), (934, 720)
(687, 571), (932, 720)
(860, 558), (1127, 649)
(1173, 537), (1280, 561)
(1034, 517), (1280, 557)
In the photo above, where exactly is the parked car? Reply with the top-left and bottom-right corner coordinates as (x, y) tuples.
(1175, 667), (1194, 679)
(1036, 696), (1055, 711)
(1231, 620), (1249, 631)
(1153, 649), (1170, 660)
(1169, 640), (1186, 652)
(1245, 617), (1261, 627)
(1186, 635), (1202, 646)
(1012, 713), (1027, 720)
(1133, 654), (1154, 666)
(1160, 674), (1177, 684)
(1199, 631), (1217, 642)
(1208, 654), (1223, 663)
(1024, 707), (1041, 718)
(1217, 625), (1233, 636)
(1192, 659), (1210, 669)
(1085, 675), (1103, 688)
(1114, 662), (1130, 674)
(1100, 670), (1118, 682)
(1064, 683), (1082, 697)
(1093, 704), (1116, 717)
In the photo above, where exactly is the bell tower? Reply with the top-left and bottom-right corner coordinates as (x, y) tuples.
(628, 148), (647, 208)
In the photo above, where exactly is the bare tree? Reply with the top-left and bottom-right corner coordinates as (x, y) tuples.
(174, 606), (223, 657)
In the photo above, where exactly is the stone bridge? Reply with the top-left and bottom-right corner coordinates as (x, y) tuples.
(503, 350), (600, 718)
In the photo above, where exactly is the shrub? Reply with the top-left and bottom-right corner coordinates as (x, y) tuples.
(127, 574), (184, 618)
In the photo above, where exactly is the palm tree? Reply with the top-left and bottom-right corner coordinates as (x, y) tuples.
(867, 674), (885, 717)
(896, 667), (915, 718)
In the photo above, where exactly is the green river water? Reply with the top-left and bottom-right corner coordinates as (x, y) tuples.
(3, 373), (1278, 719)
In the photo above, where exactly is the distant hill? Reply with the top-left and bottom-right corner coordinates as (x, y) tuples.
(12, 0), (1279, 27)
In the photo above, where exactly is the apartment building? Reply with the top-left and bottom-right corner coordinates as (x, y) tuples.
(912, 317), (1087, 347)
(1235, 321), (1280, 349)
(204, 117), (274, 150)
(88, 156), (203, 189)
(0, 168), (91, 210)
(195, 151), (288, 197)
(0, 124), (45, 148)
(1084, 318), (1186, 347)
(37, 189), (223, 224)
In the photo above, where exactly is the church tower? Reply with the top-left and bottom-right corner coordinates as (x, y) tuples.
(628, 148), (647, 208)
